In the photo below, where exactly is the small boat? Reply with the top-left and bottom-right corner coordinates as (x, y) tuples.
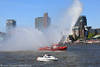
(36, 54), (58, 62)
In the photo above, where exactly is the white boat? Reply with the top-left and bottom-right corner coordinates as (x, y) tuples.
(36, 54), (58, 62)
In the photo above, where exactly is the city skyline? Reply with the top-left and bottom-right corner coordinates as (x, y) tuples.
(0, 0), (100, 32)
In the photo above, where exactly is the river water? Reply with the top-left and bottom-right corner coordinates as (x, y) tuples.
(0, 44), (100, 67)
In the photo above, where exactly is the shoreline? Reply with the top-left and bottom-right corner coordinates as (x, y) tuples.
(66, 42), (100, 45)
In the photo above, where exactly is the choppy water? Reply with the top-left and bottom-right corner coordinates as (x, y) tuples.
(0, 44), (100, 67)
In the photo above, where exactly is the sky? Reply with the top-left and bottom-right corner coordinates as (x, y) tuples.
(0, 0), (100, 32)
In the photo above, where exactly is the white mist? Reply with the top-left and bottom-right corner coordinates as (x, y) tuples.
(0, 0), (82, 51)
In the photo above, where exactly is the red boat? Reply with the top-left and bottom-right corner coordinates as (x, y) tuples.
(39, 44), (67, 51)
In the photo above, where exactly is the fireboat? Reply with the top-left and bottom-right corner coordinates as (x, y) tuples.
(38, 43), (67, 51)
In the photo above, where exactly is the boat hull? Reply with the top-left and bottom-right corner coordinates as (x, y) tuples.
(39, 46), (67, 51)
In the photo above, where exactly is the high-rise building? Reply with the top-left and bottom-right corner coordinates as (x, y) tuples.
(35, 13), (51, 31)
(35, 17), (44, 30)
(6, 19), (16, 32)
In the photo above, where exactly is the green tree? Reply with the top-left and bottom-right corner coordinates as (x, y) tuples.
(88, 33), (95, 39)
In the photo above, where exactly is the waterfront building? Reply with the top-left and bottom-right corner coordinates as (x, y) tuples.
(6, 19), (16, 32)
(35, 13), (51, 31)
(72, 26), (80, 38)
(95, 28), (100, 34)
(88, 28), (100, 36)
(72, 16), (87, 40)
(71, 15), (100, 42)
(75, 16), (87, 26)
